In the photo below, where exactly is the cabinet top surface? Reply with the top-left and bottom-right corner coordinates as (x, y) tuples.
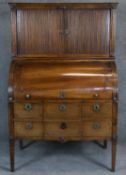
(9, 2), (118, 9)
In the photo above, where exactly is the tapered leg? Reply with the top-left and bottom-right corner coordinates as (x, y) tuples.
(111, 138), (117, 172)
(19, 140), (23, 150)
(10, 139), (15, 172)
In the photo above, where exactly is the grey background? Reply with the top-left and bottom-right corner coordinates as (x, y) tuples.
(0, 1), (126, 174)
(0, 0), (125, 141)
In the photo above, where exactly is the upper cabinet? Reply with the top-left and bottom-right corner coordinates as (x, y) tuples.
(9, 3), (118, 59)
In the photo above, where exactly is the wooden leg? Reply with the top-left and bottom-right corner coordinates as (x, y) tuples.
(10, 139), (15, 172)
(111, 138), (117, 172)
(103, 140), (107, 149)
(19, 140), (23, 150)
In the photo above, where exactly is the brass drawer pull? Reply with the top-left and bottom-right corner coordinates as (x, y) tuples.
(59, 104), (66, 111)
(24, 103), (32, 111)
(25, 122), (33, 129)
(60, 122), (67, 129)
(93, 122), (101, 129)
(25, 94), (31, 99)
(93, 103), (100, 112)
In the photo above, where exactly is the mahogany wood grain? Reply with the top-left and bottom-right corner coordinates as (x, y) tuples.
(11, 60), (116, 100)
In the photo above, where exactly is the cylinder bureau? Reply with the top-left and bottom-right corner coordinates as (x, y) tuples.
(8, 2), (118, 172)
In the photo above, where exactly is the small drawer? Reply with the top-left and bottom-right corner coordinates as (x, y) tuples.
(82, 101), (112, 119)
(14, 121), (43, 138)
(14, 102), (43, 119)
(44, 102), (81, 120)
(44, 121), (81, 139)
(82, 120), (112, 137)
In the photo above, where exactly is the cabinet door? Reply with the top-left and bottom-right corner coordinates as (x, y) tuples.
(65, 9), (110, 55)
(17, 9), (64, 55)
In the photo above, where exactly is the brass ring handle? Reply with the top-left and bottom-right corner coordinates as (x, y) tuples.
(25, 122), (33, 129)
(93, 103), (100, 112)
(59, 104), (66, 111)
(60, 122), (67, 129)
(24, 103), (32, 111)
(93, 122), (101, 129)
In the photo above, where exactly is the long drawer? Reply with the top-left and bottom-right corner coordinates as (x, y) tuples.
(13, 100), (112, 120)
(14, 119), (112, 140)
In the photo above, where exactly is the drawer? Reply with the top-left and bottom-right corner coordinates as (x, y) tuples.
(14, 121), (43, 138)
(82, 101), (112, 119)
(44, 102), (81, 120)
(44, 121), (81, 140)
(82, 120), (112, 137)
(14, 102), (43, 119)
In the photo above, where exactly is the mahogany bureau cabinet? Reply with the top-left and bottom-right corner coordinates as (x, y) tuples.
(8, 3), (118, 172)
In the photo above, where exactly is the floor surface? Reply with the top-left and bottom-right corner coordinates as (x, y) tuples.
(0, 140), (126, 175)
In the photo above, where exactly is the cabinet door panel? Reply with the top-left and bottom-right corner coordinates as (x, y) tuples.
(17, 9), (63, 55)
(65, 9), (110, 55)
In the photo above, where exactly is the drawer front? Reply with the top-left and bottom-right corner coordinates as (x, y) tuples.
(82, 120), (112, 137)
(14, 121), (43, 138)
(44, 121), (81, 140)
(14, 103), (43, 119)
(82, 101), (112, 119)
(44, 102), (81, 120)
